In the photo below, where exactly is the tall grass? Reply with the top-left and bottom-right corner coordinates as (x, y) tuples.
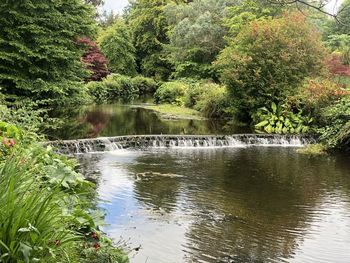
(0, 150), (78, 263)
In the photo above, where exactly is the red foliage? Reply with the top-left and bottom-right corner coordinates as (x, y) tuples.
(327, 54), (350, 77)
(77, 37), (109, 81)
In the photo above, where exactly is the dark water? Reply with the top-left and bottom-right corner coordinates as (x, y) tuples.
(49, 103), (248, 140)
(77, 147), (350, 263)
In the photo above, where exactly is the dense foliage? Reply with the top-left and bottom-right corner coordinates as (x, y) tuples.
(253, 102), (313, 134)
(331, 0), (350, 35)
(0, 121), (128, 262)
(154, 80), (231, 118)
(87, 74), (158, 103)
(317, 96), (350, 152)
(98, 19), (137, 76)
(0, 0), (96, 105)
(165, 0), (236, 79)
(77, 37), (109, 81)
(216, 12), (326, 120)
(126, 0), (173, 79)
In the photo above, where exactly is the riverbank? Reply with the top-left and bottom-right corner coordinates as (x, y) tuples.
(0, 121), (129, 262)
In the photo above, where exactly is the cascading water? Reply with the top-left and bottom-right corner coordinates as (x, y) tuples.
(48, 134), (316, 155)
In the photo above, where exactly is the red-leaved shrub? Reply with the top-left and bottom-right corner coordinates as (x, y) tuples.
(77, 37), (109, 81)
(327, 54), (350, 77)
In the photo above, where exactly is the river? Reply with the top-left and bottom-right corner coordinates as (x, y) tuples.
(58, 104), (350, 263)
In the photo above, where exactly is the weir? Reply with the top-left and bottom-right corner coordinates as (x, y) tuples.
(48, 134), (316, 155)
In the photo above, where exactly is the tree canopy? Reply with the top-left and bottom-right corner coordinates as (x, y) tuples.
(0, 0), (96, 105)
(126, 0), (173, 80)
(98, 19), (137, 76)
(216, 12), (326, 119)
(165, 0), (236, 79)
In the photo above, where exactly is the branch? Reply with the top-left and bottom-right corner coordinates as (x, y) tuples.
(267, 0), (345, 23)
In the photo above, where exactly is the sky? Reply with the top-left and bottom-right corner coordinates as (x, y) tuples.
(102, 0), (344, 15)
(102, 0), (128, 14)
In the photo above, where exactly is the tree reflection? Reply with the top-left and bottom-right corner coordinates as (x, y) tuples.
(124, 148), (350, 262)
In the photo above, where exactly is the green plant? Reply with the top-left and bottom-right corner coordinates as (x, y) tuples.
(154, 81), (189, 105)
(0, 150), (78, 262)
(0, 121), (129, 262)
(98, 19), (137, 76)
(317, 96), (350, 151)
(0, 0), (96, 106)
(126, 0), (172, 79)
(253, 102), (313, 134)
(86, 74), (158, 103)
(187, 83), (231, 118)
(131, 76), (158, 95)
(86, 81), (110, 103)
(216, 12), (326, 120)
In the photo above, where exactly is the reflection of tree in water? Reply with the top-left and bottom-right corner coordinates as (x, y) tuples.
(122, 148), (350, 262)
(49, 103), (252, 139)
(84, 109), (111, 137)
(182, 148), (350, 262)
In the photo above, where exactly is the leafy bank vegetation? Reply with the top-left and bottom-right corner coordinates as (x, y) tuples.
(0, 0), (350, 261)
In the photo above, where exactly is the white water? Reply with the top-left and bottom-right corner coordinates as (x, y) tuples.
(50, 134), (315, 155)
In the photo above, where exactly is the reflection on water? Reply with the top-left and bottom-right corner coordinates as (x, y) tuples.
(49, 103), (249, 140)
(77, 148), (350, 263)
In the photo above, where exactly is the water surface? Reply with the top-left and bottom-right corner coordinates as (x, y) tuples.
(77, 147), (350, 263)
(49, 103), (248, 140)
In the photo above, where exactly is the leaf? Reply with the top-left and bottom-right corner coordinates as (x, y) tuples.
(255, 120), (269, 128)
(271, 102), (277, 114)
(20, 242), (33, 263)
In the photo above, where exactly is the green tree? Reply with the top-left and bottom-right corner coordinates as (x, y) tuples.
(0, 0), (96, 105)
(98, 10), (120, 28)
(126, 0), (173, 80)
(85, 0), (104, 6)
(331, 0), (350, 35)
(98, 19), (137, 76)
(165, 0), (236, 79)
(224, 0), (283, 39)
(216, 12), (326, 120)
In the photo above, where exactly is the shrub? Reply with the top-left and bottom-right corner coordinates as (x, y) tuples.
(301, 79), (348, 107)
(216, 12), (326, 120)
(131, 76), (158, 95)
(317, 96), (350, 151)
(288, 79), (348, 114)
(187, 83), (231, 118)
(77, 37), (109, 81)
(86, 81), (109, 103)
(326, 54), (350, 77)
(154, 81), (189, 105)
(86, 74), (158, 103)
(107, 74), (138, 101)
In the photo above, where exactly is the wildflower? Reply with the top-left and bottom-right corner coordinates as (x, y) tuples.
(2, 137), (16, 148)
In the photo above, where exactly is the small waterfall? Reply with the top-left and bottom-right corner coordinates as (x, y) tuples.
(48, 134), (316, 155)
